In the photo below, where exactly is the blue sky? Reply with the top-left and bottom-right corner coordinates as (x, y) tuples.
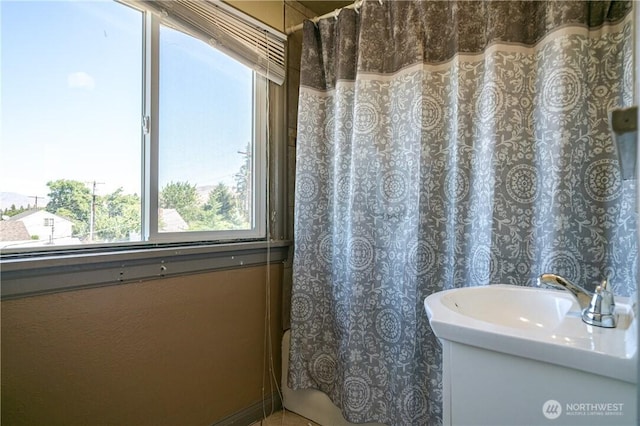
(1, 0), (253, 199)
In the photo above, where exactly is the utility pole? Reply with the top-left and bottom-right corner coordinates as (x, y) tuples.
(28, 195), (43, 209)
(237, 146), (251, 221)
(87, 181), (104, 242)
(43, 217), (55, 243)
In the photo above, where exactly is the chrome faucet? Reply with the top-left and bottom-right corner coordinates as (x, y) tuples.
(537, 273), (617, 328)
(537, 273), (593, 309)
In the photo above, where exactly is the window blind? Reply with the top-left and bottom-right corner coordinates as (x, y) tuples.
(127, 0), (286, 85)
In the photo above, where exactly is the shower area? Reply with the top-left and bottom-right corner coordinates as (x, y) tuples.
(285, 1), (637, 425)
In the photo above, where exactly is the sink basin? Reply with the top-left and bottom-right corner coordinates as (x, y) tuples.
(439, 284), (576, 330)
(425, 284), (637, 383)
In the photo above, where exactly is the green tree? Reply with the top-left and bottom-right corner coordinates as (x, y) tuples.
(186, 209), (220, 231)
(46, 179), (91, 237)
(206, 183), (235, 221)
(234, 142), (251, 224)
(159, 181), (200, 225)
(94, 188), (141, 241)
(3, 204), (29, 217)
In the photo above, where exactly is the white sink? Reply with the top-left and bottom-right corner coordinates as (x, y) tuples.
(425, 284), (637, 383)
(439, 284), (575, 330)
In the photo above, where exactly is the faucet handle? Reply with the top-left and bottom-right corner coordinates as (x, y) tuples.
(596, 278), (616, 315)
(582, 278), (617, 328)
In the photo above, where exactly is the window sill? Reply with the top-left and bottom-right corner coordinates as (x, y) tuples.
(0, 240), (291, 300)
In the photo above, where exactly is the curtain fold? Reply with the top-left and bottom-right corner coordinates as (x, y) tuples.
(290, 1), (635, 424)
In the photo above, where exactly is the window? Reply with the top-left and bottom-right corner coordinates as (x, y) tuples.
(156, 24), (264, 239)
(1, 1), (143, 248)
(0, 0), (274, 252)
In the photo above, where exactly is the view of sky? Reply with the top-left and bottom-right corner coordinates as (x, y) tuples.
(1, 0), (253, 200)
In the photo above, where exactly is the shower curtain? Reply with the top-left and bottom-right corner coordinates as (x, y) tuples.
(290, 1), (635, 424)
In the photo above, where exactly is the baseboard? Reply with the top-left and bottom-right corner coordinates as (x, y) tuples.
(213, 392), (283, 426)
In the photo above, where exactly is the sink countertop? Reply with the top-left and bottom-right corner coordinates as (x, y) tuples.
(424, 284), (637, 383)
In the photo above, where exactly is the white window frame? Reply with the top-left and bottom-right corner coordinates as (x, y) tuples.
(0, 4), (269, 254)
(142, 12), (267, 243)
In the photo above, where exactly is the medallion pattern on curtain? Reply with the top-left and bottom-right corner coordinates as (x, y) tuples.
(290, 2), (635, 425)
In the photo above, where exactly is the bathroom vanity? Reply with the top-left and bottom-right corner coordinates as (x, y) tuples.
(425, 285), (637, 425)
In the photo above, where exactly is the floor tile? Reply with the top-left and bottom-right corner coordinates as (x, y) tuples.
(250, 409), (321, 426)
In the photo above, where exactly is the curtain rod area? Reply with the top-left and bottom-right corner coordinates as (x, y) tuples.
(285, 0), (367, 35)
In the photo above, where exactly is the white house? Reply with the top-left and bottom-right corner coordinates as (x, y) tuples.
(5, 210), (76, 245)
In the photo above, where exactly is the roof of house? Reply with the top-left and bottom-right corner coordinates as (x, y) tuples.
(8, 209), (73, 223)
(159, 208), (188, 232)
(0, 220), (31, 241)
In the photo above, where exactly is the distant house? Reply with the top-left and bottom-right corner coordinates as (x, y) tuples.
(0, 221), (30, 241)
(159, 208), (188, 232)
(4, 210), (75, 245)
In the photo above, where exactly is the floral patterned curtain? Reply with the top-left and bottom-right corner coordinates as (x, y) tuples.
(289, 1), (635, 424)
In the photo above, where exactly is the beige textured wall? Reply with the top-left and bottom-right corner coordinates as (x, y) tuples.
(2, 265), (283, 425)
(224, 1), (284, 32)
